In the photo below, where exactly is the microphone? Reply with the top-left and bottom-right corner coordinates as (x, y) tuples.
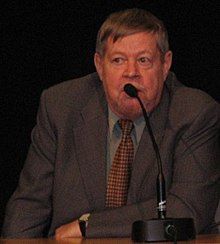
(124, 83), (166, 219)
(124, 83), (195, 242)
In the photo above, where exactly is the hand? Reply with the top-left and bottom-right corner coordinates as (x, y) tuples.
(55, 220), (82, 240)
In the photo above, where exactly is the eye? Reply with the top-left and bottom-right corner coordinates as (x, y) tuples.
(138, 57), (152, 67)
(112, 57), (125, 64)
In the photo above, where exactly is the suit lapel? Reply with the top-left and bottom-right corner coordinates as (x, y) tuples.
(128, 85), (170, 203)
(72, 80), (170, 207)
(73, 86), (108, 211)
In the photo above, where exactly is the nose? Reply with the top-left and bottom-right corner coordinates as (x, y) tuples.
(123, 60), (140, 79)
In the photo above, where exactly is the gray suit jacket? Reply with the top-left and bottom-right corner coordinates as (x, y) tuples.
(2, 72), (220, 238)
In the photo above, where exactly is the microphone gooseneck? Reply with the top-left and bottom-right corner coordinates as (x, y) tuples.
(124, 83), (166, 219)
(124, 83), (196, 242)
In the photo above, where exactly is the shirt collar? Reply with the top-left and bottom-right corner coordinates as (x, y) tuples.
(108, 107), (145, 143)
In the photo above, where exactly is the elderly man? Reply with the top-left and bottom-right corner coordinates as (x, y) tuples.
(2, 8), (220, 239)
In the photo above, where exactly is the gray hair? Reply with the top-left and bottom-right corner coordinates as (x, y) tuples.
(96, 8), (169, 59)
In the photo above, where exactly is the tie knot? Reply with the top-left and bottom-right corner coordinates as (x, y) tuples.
(119, 119), (133, 135)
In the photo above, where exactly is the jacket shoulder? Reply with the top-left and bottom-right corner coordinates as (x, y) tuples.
(37, 73), (103, 126)
(166, 73), (220, 128)
(40, 72), (101, 110)
(45, 73), (101, 100)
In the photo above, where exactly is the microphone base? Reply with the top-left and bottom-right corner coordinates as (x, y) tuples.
(132, 218), (196, 242)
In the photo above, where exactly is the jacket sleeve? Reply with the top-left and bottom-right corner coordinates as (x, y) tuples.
(2, 90), (56, 238)
(86, 100), (220, 238)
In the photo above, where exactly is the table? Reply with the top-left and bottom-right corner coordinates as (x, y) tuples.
(0, 234), (220, 243)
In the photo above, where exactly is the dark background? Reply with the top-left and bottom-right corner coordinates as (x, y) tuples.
(1, 0), (219, 232)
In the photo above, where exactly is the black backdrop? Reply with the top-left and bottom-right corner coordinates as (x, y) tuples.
(1, 0), (219, 232)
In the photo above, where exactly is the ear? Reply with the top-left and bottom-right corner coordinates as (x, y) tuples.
(94, 52), (104, 81)
(162, 50), (172, 80)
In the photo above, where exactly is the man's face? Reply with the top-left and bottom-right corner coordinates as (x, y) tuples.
(94, 32), (172, 120)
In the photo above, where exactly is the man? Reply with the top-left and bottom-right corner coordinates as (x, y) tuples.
(2, 8), (220, 239)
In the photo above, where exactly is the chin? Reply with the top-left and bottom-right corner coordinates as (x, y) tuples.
(120, 105), (142, 120)
(109, 96), (142, 119)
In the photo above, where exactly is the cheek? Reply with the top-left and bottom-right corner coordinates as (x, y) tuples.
(103, 77), (122, 101)
(141, 73), (164, 99)
(102, 71), (122, 95)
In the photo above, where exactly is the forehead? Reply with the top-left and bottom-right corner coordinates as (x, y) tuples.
(105, 32), (159, 55)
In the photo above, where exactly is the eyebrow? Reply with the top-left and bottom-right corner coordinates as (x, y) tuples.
(110, 50), (153, 56)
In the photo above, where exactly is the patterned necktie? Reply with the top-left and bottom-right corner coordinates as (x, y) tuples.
(106, 119), (134, 208)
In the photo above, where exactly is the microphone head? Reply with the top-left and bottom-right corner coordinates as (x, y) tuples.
(124, 83), (138, 98)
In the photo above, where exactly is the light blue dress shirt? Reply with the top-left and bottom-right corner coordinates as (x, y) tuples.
(107, 107), (146, 176)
